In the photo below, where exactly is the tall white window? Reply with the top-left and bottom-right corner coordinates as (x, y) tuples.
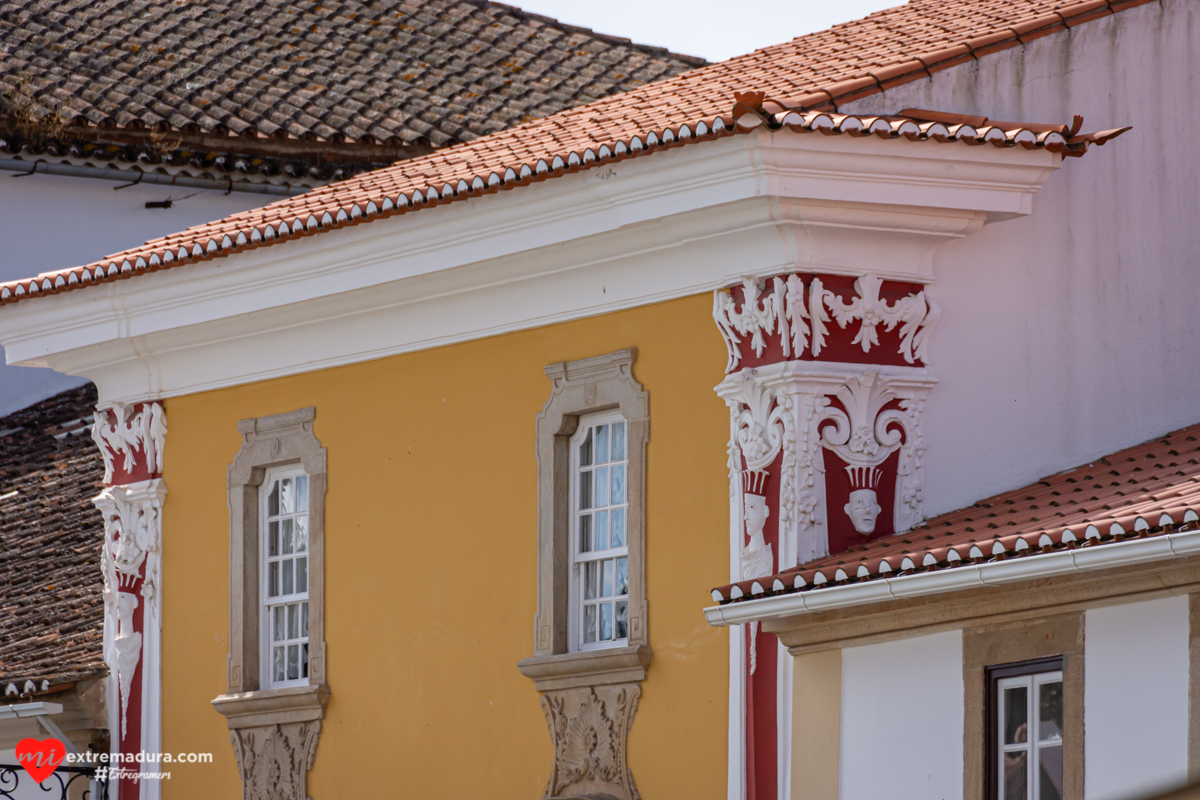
(261, 468), (310, 687)
(570, 413), (629, 650)
(996, 668), (1063, 800)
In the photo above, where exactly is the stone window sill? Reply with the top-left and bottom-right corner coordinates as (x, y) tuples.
(211, 684), (329, 729)
(517, 645), (652, 692)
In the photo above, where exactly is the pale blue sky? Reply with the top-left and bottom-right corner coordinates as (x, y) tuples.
(513, 0), (906, 62)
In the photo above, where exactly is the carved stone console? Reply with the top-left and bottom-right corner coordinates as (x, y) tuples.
(539, 684), (641, 800)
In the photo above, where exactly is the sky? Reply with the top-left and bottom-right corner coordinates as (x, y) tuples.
(512, 0), (907, 63)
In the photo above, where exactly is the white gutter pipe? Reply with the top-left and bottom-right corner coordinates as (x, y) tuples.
(0, 158), (303, 196)
(704, 527), (1200, 627)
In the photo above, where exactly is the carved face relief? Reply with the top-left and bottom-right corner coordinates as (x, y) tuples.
(844, 489), (882, 535)
(743, 493), (770, 546)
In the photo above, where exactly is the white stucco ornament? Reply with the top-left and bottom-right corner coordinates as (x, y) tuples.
(91, 402), (167, 483)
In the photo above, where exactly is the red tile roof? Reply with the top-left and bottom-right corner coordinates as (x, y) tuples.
(712, 422), (1200, 605)
(0, 0), (1145, 306)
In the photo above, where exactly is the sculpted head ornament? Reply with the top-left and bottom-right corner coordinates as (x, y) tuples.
(844, 466), (883, 535)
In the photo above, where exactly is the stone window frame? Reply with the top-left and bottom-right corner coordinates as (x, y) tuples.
(518, 348), (652, 691)
(213, 407), (329, 728)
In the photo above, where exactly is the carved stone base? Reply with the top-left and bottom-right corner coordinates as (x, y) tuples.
(229, 721), (321, 800)
(539, 683), (641, 800)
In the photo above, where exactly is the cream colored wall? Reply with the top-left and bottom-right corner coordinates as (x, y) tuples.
(158, 293), (730, 798)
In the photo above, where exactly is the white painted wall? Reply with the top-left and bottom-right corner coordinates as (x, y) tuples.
(0, 171), (265, 415)
(840, 630), (964, 800)
(841, 0), (1200, 518)
(1084, 596), (1189, 800)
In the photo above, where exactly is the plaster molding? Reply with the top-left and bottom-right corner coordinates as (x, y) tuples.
(217, 407), (328, 800)
(713, 272), (939, 374)
(540, 683), (641, 800)
(228, 720), (321, 800)
(90, 403), (167, 484)
(93, 478), (166, 741)
(0, 131), (1057, 406)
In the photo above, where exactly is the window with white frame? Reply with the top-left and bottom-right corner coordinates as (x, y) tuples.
(570, 413), (629, 650)
(992, 662), (1064, 800)
(262, 468), (310, 687)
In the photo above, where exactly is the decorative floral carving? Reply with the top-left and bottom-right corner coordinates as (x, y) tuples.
(229, 722), (321, 800)
(817, 372), (909, 469)
(91, 402), (167, 483)
(540, 684), (640, 800)
(732, 373), (787, 472)
(713, 272), (939, 372)
(894, 397), (927, 533)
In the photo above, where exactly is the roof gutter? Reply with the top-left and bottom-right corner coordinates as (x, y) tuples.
(704, 528), (1200, 627)
(0, 158), (303, 197)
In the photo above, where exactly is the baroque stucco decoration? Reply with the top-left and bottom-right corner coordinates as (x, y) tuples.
(92, 402), (167, 483)
(229, 721), (321, 800)
(540, 684), (641, 800)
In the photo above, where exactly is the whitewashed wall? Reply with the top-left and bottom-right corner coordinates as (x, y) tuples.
(1085, 596), (1189, 800)
(840, 630), (964, 800)
(841, 0), (1200, 518)
(0, 172), (266, 415)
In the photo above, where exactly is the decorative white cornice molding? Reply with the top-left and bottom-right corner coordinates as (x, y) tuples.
(0, 131), (1056, 405)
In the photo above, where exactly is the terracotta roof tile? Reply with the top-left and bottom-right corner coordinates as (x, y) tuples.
(0, 385), (107, 690)
(0, 0), (1143, 305)
(711, 422), (1200, 604)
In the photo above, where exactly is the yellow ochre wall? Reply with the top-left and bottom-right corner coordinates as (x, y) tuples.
(159, 293), (732, 798)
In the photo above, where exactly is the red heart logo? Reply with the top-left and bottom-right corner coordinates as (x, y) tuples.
(15, 737), (65, 784)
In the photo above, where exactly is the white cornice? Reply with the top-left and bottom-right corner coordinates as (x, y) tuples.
(0, 130), (1061, 405)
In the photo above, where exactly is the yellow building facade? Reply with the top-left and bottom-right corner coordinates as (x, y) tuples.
(159, 296), (732, 798)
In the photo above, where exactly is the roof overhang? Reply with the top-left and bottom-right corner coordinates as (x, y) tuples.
(0, 127), (1062, 406)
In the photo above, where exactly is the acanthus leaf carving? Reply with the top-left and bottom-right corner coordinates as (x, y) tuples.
(91, 402), (167, 483)
(713, 272), (939, 372)
(540, 684), (640, 800)
(229, 721), (321, 800)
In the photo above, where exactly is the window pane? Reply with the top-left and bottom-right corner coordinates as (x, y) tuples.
(1039, 681), (1063, 741)
(288, 603), (298, 639)
(273, 646), (285, 682)
(268, 521), (279, 557)
(585, 605), (597, 643)
(268, 482), (280, 516)
(602, 559), (613, 597)
(273, 606), (284, 642)
(615, 601), (628, 639)
(579, 429), (593, 467)
(282, 559), (294, 595)
(615, 557), (628, 596)
(611, 421), (625, 460)
(611, 508), (626, 548)
(296, 475), (308, 512)
(1004, 685), (1028, 744)
(579, 513), (593, 552)
(595, 466), (609, 508)
(287, 644), (299, 680)
(269, 562), (279, 598)
(1002, 750), (1028, 800)
(295, 517), (307, 553)
(596, 424), (609, 464)
(282, 518), (294, 555)
(1038, 744), (1063, 800)
(600, 602), (613, 640)
(297, 557), (308, 594)
(611, 464), (626, 505)
(280, 477), (294, 514)
(579, 471), (593, 510)
(585, 562), (598, 600)
(301, 643), (309, 679)
(301, 602), (309, 637)
(595, 510), (609, 551)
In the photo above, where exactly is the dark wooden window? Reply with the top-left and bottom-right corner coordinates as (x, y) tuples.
(986, 656), (1065, 800)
